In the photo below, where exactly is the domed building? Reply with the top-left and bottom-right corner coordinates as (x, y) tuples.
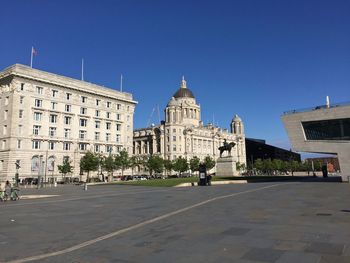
(133, 78), (246, 172)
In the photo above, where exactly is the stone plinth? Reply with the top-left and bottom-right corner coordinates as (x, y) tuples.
(216, 156), (237, 177)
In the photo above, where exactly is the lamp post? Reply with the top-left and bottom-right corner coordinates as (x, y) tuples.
(15, 161), (20, 187)
(37, 155), (44, 189)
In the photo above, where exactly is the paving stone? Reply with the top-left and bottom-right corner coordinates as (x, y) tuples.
(275, 251), (320, 263)
(221, 227), (251, 236)
(273, 240), (309, 251)
(241, 247), (284, 262)
(319, 255), (350, 263)
(305, 242), (345, 255)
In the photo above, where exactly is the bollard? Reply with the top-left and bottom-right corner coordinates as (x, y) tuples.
(54, 182), (57, 187)
(84, 183), (87, 191)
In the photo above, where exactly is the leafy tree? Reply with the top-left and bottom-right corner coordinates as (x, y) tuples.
(236, 162), (246, 175)
(189, 156), (200, 174)
(254, 159), (264, 174)
(163, 159), (173, 177)
(129, 156), (139, 176)
(273, 159), (283, 174)
(103, 155), (115, 182)
(115, 149), (130, 176)
(203, 156), (215, 171)
(172, 157), (188, 176)
(80, 151), (99, 182)
(145, 155), (164, 176)
(58, 157), (73, 180)
(290, 160), (300, 176)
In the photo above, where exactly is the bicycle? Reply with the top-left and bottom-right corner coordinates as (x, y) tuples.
(0, 190), (9, 201)
(10, 187), (20, 201)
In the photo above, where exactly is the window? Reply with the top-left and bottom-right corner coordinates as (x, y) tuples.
(106, 122), (111, 130)
(48, 142), (55, 150)
(95, 121), (100, 129)
(80, 119), (87, 127)
(51, 102), (57, 110)
(34, 99), (42, 107)
(167, 136), (169, 142)
(19, 110), (24, 118)
(106, 133), (111, 142)
(18, 125), (22, 135)
(3, 125), (7, 135)
(33, 125), (41, 135)
(81, 96), (87, 103)
(36, 86), (43, 94)
(79, 130), (87, 139)
(49, 114), (57, 123)
(302, 118), (350, 141)
(96, 99), (100, 106)
(20, 83), (24, 91)
(173, 145), (176, 151)
(106, 101), (111, 108)
(116, 114), (121, 121)
(34, 112), (42, 121)
(127, 115), (130, 121)
(106, 112), (111, 119)
(31, 156), (39, 171)
(173, 128), (176, 133)
(66, 93), (71, 100)
(117, 104), (121, 110)
(79, 143), (87, 151)
(127, 106), (130, 112)
(95, 110), (100, 117)
(173, 136), (176, 142)
(64, 116), (71, 125)
(49, 127), (56, 137)
(95, 132), (100, 140)
(106, 145), (113, 153)
(80, 107), (87, 115)
(52, 90), (58, 97)
(116, 134), (121, 142)
(127, 125), (130, 131)
(65, 105), (71, 112)
(63, 142), (71, 151)
(47, 156), (55, 171)
(116, 124), (121, 131)
(17, 140), (21, 149)
(2, 140), (6, 149)
(4, 110), (7, 120)
(20, 96), (24, 104)
(94, 144), (100, 152)
(32, 140), (41, 149)
(64, 128), (71, 138)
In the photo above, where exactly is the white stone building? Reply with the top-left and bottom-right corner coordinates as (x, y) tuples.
(133, 78), (246, 172)
(0, 64), (137, 182)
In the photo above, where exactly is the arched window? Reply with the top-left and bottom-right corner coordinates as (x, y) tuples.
(48, 156), (56, 171)
(31, 156), (39, 171)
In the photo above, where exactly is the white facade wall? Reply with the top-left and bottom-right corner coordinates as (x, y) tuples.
(0, 64), (137, 182)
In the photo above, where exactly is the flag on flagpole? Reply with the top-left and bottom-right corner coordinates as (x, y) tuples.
(30, 46), (37, 68)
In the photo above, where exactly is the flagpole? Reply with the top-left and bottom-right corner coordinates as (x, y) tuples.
(120, 74), (123, 92)
(81, 59), (84, 81)
(30, 46), (33, 68)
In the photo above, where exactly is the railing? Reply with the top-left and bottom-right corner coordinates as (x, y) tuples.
(283, 101), (350, 115)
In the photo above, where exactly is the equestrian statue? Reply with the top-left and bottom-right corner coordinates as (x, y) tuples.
(218, 139), (236, 158)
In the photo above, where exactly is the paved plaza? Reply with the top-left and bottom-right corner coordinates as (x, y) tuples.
(1, 182), (350, 263)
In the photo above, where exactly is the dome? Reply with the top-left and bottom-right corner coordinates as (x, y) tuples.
(233, 114), (242, 122)
(173, 77), (195, 99)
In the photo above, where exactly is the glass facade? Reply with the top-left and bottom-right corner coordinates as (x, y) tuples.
(302, 118), (350, 141)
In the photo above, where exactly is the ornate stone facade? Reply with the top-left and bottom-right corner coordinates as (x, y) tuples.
(0, 64), (137, 182)
(133, 78), (246, 172)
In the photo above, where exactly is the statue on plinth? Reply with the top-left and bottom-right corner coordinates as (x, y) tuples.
(218, 139), (236, 158)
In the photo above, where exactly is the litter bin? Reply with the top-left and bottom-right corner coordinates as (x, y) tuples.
(198, 164), (207, 186)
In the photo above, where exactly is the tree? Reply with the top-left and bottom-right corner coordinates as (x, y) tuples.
(236, 162), (246, 175)
(115, 149), (130, 177)
(58, 158), (73, 181)
(145, 155), (164, 176)
(189, 156), (200, 175)
(129, 156), (139, 176)
(103, 155), (115, 182)
(163, 159), (173, 177)
(254, 159), (264, 174)
(290, 160), (300, 176)
(80, 151), (99, 182)
(203, 156), (215, 171)
(172, 157), (188, 176)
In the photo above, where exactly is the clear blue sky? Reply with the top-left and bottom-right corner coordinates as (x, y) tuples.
(1, 0), (349, 152)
